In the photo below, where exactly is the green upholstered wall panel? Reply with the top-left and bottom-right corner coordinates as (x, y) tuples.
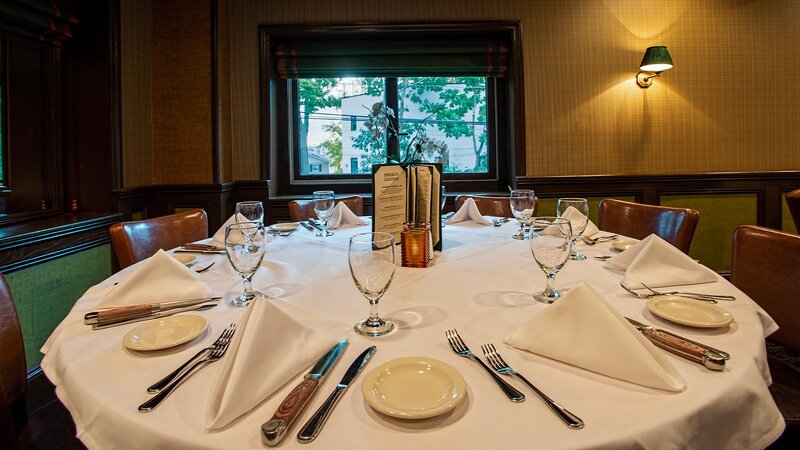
(538, 196), (637, 224)
(4, 244), (112, 368)
(661, 194), (758, 272)
(783, 193), (798, 234)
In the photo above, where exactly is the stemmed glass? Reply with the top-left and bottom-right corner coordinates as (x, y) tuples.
(313, 190), (335, 237)
(529, 217), (572, 303)
(440, 186), (447, 228)
(510, 189), (536, 240)
(224, 222), (267, 307)
(349, 232), (396, 337)
(236, 201), (264, 240)
(557, 198), (589, 261)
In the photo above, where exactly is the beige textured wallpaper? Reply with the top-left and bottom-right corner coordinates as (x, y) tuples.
(228, 0), (800, 180)
(120, 0), (153, 188)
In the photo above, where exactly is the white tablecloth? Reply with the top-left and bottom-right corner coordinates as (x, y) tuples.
(41, 221), (785, 449)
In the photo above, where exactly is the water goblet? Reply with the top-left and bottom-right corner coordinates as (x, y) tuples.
(510, 189), (536, 240)
(557, 198), (589, 261)
(349, 232), (396, 337)
(235, 201), (264, 240)
(224, 222), (266, 307)
(313, 190), (335, 237)
(529, 217), (572, 303)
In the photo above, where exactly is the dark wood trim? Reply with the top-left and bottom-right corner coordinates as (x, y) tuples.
(511, 21), (525, 182)
(0, 213), (121, 273)
(258, 27), (270, 180)
(210, 0), (220, 183)
(109, 0), (123, 191)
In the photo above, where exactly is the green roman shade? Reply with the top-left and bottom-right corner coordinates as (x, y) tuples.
(273, 35), (510, 79)
(0, 0), (77, 46)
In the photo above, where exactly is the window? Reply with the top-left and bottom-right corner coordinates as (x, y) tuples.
(261, 23), (523, 195)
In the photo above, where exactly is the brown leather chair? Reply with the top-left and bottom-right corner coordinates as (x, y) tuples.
(731, 225), (800, 448)
(787, 189), (800, 232)
(110, 210), (209, 270)
(597, 199), (699, 254)
(288, 196), (363, 222)
(454, 195), (539, 218)
(1, 274), (85, 449)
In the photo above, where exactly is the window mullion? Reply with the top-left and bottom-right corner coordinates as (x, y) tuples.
(385, 77), (399, 162)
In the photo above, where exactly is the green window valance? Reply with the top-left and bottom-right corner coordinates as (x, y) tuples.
(0, 0), (77, 46)
(273, 34), (510, 79)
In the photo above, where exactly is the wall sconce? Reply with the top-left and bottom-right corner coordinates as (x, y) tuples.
(636, 46), (673, 88)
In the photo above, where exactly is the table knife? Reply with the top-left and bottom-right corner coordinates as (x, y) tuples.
(84, 297), (221, 325)
(299, 222), (315, 232)
(625, 317), (727, 371)
(90, 303), (218, 330)
(297, 346), (376, 443)
(261, 339), (349, 447)
(173, 249), (226, 255)
(305, 219), (323, 231)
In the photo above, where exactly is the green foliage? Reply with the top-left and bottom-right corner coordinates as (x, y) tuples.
(319, 123), (343, 173)
(297, 79), (341, 152)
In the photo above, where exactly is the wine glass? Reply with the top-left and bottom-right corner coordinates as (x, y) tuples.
(313, 190), (335, 237)
(224, 222), (266, 307)
(510, 189), (535, 240)
(557, 198), (589, 261)
(235, 201), (264, 225)
(349, 232), (396, 337)
(529, 217), (572, 303)
(440, 185), (447, 228)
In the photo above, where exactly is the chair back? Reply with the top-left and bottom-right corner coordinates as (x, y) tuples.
(454, 195), (538, 218)
(731, 225), (800, 352)
(110, 210), (209, 269)
(288, 196), (363, 222)
(598, 199), (699, 253)
(787, 189), (800, 232)
(0, 274), (26, 412)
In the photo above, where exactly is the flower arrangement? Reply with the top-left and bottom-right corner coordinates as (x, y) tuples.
(363, 102), (448, 164)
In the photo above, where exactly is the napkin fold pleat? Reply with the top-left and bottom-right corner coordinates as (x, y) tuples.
(328, 202), (369, 229)
(212, 213), (258, 245)
(607, 234), (718, 289)
(505, 283), (685, 392)
(95, 249), (212, 308)
(205, 298), (339, 431)
(445, 198), (493, 226)
(561, 205), (600, 237)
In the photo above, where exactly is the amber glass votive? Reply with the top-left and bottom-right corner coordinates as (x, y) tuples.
(401, 222), (431, 268)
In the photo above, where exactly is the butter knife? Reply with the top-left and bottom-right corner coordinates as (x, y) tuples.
(297, 346), (376, 443)
(84, 297), (221, 325)
(90, 303), (218, 330)
(262, 339), (348, 447)
(625, 317), (727, 370)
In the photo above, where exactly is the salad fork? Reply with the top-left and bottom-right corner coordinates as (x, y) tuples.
(482, 343), (584, 429)
(139, 334), (234, 412)
(445, 329), (525, 402)
(620, 283), (718, 303)
(145, 324), (236, 394)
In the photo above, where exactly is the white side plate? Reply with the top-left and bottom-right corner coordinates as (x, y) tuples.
(123, 315), (207, 351)
(270, 223), (299, 232)
(173, 254), (196, 266)
(611, 240), (637, 252)
(647, 298), (734, 328)
(361, 356), (465, 419)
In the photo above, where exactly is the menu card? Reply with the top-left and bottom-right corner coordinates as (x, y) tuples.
(372, 163), (442, 250)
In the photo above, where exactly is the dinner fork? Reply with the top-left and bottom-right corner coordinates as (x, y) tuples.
(139, 335), (233, 412)
(620, 283), (717, 303)
(445, 329), (525, 402)
(481, 344), (584, 429)
(146, 324), (235, 393)
(640, 282), (736, 302)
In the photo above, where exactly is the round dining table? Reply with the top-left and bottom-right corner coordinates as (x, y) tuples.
(41, 219), (784, 449)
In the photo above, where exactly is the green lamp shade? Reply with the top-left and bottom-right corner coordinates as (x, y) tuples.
(639, 46), (673, 72)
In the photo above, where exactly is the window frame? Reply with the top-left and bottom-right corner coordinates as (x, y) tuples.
(260, 22), (525, 196)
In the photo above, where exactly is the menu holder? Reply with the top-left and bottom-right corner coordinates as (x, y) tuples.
(371, 163), (442, 251)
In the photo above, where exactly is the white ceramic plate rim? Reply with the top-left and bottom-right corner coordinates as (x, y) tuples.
(646, 297), (734, 328)
(270, 223), (299, 231)
(172, 254), (196, 266)
(361, 356), (466, 419)
(123, 315), (207, 351)
(611, 240), (637, 252)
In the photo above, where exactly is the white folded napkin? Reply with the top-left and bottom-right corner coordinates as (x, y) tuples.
(95, 249), (212, 308)
(560, 205), (600, 237)
(607, 234), (717, 289)
(445, 198), (493, 226)
(327, 202), (368, 229)
(212, 213), (250, 245)
(505, 283), (685, 392)
(205, 298), (340, 431)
